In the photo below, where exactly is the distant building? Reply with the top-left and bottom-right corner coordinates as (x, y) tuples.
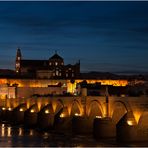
(15, 48), (80, 79)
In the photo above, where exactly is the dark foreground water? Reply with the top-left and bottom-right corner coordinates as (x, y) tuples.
(0, 123), (148, 147)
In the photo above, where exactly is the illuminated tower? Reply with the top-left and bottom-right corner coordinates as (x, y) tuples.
(15, 48), (22, 73)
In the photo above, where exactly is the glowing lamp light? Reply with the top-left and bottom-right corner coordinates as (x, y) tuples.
(30, 109), (35, 113)
(19, 108), (24, 112)
(60, 113), (65, 118)
(2, 107), (6, 111)
(127, 120), (134, 126)
(96, 116), (102, 119)
(45, 109), (50, 114)
(8, 108), (12, 111)
(74, 113), (81, 116)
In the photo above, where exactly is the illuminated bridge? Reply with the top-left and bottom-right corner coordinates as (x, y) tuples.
(1, 90), (148, 125)
(0, 88), (148, 142)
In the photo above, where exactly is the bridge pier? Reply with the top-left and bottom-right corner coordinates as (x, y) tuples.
(24, 111), (38, 128)
(0, 107), (7, 122)
(72, 115), (93, 134)
(54, 107), (72, 132)
(12, 104), (27, 125)
(37, 104), (54, 130)
(24, 104), (39, 128)
(116, 112), (139, 142)
(93, 117), (116, 139)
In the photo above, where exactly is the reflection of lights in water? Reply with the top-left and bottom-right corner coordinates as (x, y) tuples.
(7, 127), (11, 137)
(19, 128), (23, 136)
(96, 116), (102, 119)
(29, 129), (34, 136)
(30, 109), (35, 113)
(74, 113), (81, 116)
(1, 126), (5, 137)
(45, 109), (50, 114)
(2, 107), (6, 110)
(19, 108), (24, 112)
(43, 132), (49, 139)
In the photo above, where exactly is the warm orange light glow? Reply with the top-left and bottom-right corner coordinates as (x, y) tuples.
(2, 107), (6, 111)
(133, 111), (141, 123)
(26, 101), (30, 109)
(19, 108), (24, 112)
(30, 109), (35, 113)
(8, 107), (12, 111)
(37, 102), (42, 111)
(127, 120), (134, 126)
(74, 113), (81, 116)
(75, 79), (128, 87)
(45, 109), (50, 114)
(52, 102), (57, 113)
(96, 116), (102, 119)
(7, 127), (11, 137)
(29, 129), (34, 136)
(60, 113), (65, 118)
(18, 128), (23, 136)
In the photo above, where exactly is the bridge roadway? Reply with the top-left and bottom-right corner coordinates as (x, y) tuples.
(1, 95), (148, 124)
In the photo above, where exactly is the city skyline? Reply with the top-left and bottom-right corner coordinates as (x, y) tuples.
(0, 1), (148, 73)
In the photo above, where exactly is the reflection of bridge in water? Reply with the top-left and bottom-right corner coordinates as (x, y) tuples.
(1, 88), (148, 142)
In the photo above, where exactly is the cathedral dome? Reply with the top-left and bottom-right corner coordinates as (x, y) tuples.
(49, 53), (63, 60)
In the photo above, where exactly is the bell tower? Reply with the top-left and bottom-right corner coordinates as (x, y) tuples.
(15, 47), (22, 73)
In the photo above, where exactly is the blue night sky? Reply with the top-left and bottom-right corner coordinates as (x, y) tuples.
(0, 1), (148, 73)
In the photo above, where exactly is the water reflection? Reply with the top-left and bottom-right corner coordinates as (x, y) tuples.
(0, 123), (148, 147)
(29, 129), (34, 136)
(1, 125), (5, 137)
(18, 127), (23, 136)
(7, 127), (11, 137)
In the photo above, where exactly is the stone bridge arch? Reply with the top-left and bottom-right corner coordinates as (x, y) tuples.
(53, 99), (64, 114)
(111, 100), (132, 124)
(138, 111), (148, 127)
(14, 103), (27, 111)
(70, 99), (83, 116)
(87, 100), (104, 118)
(28, 104), (39, 113)
(40, 104), (54, 114)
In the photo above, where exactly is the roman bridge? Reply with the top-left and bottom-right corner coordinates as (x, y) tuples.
(1, 94), (148, 125)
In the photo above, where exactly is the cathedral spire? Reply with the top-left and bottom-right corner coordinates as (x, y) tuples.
(16, 47), (22, 59)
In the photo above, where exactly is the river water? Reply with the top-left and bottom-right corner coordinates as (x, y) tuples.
(0, 123), (148, 147)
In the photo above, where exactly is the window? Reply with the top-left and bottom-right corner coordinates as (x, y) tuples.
(16, 63), (20, 67)
(72, 73), (74, 77)
(66, 73), (68, 77)
(55, 62), (58, 66)
(18, 57), (20, 60)
(49, 62), (52, 65)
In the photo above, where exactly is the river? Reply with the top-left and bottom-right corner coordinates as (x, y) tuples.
(0, 123), (148, 147)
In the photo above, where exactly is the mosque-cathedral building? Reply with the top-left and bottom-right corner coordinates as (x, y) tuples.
(15, 48), (80, 79)
(1, 48), (146, 99)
